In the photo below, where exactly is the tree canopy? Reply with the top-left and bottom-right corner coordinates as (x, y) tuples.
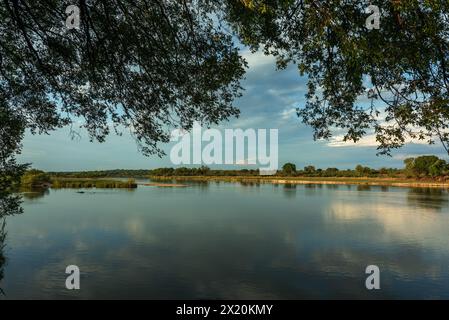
(222, 0), (449, 156)
(404, 155), (448, 177)
(282, 162), (296, 174)
(0, 0), (246, 164)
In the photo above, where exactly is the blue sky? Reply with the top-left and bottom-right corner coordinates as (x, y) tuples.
(18, 49), (446, 172)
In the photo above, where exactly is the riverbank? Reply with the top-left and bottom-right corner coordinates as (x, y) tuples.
(142, 183), (187, 187)
(149, 175), (449, 188)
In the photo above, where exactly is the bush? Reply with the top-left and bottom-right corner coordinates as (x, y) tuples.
(404, 156), (446, 177)
(21, 169), (51, 187)
(50, 178), (137, 189)
(282, 163), (296, 175)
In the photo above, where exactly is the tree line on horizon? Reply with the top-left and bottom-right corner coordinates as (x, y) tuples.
(40, 155), (449, 180)
(279, 155), (449, 178)
(149, 156), (448, 179)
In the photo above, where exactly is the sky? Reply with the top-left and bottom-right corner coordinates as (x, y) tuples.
(17, 49), (447, 172)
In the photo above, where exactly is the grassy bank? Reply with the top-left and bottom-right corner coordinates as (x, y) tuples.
(149, 175), (449, 188)
(51, 178), (137, 189)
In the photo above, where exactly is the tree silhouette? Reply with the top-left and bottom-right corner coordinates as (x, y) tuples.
(222, 0), (449, 156)
(0, 0), (246, 166)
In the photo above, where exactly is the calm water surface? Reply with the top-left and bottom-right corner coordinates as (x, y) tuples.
(1, 182), (449, 299)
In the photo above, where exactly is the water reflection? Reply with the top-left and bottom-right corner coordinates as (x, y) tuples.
(0, 191), (23, 295)
(0, 219), (5, 295)
(357, 185), (371, 191)
(1, 184), (449, 299)
(0, 192), (23, 217)
(0, 186), (52, 295)
(282, 183), (297, 198)
(239, 180), (261, 187)
(407, 188), (449, 211)
(21, 188), (49, 200)
(327, 187), (449, 297)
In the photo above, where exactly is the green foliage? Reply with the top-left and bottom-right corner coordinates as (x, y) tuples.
(429, 160), (447, 177)
(50, 169), (153, 179)
(0, 160), (28, 219)
(0, 104), (29, 214)
(323, 167), (339, 177)
(41, 154), (449, 182)
(148, 164), (402, 178)
(20, 170), (51, 188)
(42, 154), (449, 182)
(304, 166), (316, 174)
(0, 105), (25, 164)
(0, 0), (246, 163)
(403, 156), (447, 177)
(51, 178), (137, 189)
(222, 1), (449, 155)
(355, 165), (374, 177)
(150, 167), (260, 177)
(282, 163), (296, 175)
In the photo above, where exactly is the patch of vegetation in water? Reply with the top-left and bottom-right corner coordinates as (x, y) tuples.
(20, 169), (51, 188)
(51, 178), (137, 189)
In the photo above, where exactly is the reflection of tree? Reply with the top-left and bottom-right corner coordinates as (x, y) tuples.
(0, 193), (22, 296)
(282, 183), (296, 199)
(21, 188), (49, 200)
(407, 188), (449, 211)
(239, 180), (260, 187)
(0, 192), (24, 296)
(0, 164), (26, 295)
(0, 193), (22, 217)
(357, 185), (371, 192)
(0, 218), (6, 295)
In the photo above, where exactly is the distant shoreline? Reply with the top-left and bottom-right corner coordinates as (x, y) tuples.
(148, 175), (449, 189)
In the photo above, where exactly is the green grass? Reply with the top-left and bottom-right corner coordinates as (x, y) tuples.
(149, 175), (449, 187)
(51, 178), (137, 189)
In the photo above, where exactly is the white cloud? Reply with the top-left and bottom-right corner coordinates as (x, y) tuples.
(280, 108), (297, 120)
(241, 50), (276, 69)
(327, 134), (378, 147)
(393, 152), (448, 161)
(327, 134), (429, 148)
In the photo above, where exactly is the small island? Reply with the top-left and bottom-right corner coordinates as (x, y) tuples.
(20, 169), (137, 190)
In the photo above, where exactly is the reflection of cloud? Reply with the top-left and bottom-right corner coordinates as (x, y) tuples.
(124, 218), (158, 243)
(5, 187), (449, 299)
(328, 193), (449, 251)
